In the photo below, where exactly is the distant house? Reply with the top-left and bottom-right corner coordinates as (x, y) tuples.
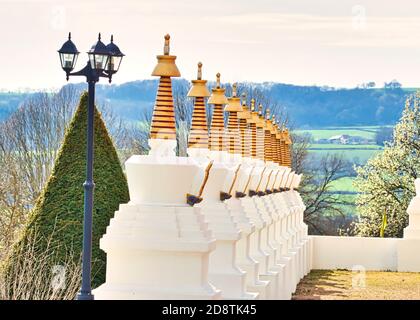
(328, 134), (350, 144)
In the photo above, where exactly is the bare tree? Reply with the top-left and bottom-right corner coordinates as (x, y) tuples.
(291, 132), (310, 174)
(299, 153), (351, 235)
(173, 80), (193, 156)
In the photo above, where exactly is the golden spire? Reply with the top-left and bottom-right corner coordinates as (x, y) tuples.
(238, 92), (251, 157)
(225, 83), (243, 154)
(283, 127), (292, 167)
(276, 120), (282, 165)
(187, 62), (211, 149)
(263, 108), (273, 162)
(274, 120), (283, 165)
(271, 116), (281, 165)
(256, 103), (265, 161)
(150, 34), (181, 140)
(247, 98), (259, 159)
(279, 125), (287, 167)
(208, 73), (228, 151)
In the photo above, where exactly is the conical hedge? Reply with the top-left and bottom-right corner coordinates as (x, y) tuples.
(8, 92), (129, 289)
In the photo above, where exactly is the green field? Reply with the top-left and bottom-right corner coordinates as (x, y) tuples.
(329, 177), (356, 193)
(297, 126), (385, 163)
(297, 126), (387, 220)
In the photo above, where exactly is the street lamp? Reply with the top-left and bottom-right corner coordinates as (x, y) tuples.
(58, 32), (124, 300)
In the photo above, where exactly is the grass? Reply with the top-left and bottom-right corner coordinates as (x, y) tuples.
(293, 269), (420, 300)
(329, 177), (356, 193)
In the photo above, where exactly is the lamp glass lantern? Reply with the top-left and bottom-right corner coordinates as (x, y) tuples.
(58, 33), (79, 73)
(88, 34), (110, 71)
(105, 35), (125, 74)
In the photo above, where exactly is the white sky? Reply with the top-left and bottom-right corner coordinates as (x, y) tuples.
(1, 0), (420, 90)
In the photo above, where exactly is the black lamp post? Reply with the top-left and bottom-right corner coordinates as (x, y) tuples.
(58, 32), (124, 300)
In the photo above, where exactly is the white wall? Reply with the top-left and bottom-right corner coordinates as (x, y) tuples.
(311, 236), (400, 271)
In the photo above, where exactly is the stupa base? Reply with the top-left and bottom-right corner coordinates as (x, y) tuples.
(95, 203), (219, 300)
(94, 283), (221, 300)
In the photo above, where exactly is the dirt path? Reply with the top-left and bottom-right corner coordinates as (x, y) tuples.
(292, 269), (420, 300)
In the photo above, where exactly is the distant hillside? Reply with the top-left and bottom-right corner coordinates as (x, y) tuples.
(0, 93), (30, 121)
(0, 80), (412, 127)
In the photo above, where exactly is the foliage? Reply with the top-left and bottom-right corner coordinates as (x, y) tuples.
(354, 93), (420, 237)
(5, 92), (130, 288)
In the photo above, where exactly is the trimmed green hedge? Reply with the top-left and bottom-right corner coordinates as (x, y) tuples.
(8, 92), (129, 289)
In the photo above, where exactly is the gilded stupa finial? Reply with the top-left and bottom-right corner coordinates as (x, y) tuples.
(197, 62), (203, 80)
(251, 98), (255, 111)
(216, 72), (221, 89)
(164, 34), (170, 55)
(232, 83), (237, 97)
(258, 103), (263, 116)
(241, 92), (247, 108)
(266, 108), (271, 120)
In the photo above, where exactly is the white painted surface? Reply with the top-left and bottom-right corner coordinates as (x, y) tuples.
(398, 178), (420, 271)
(311, 235), (399, 271)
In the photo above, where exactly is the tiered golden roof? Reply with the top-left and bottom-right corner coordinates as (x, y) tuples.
(238, 93), (252, 158)
(283, 128), (292, 167)
(256, 104), (265, 161)
(208, 73), (228, 151)
(187, 62), (210, 149)
(225, 83), (243, 154)
(247, 99), (259, 159)
(272, 116), (281, 165)
(150, 34), (180, 140)
(279, 125), (287, 167)
(263, 108), (273, 162)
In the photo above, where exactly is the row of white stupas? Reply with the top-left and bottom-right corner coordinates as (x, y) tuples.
(93, 35), (313, 300)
